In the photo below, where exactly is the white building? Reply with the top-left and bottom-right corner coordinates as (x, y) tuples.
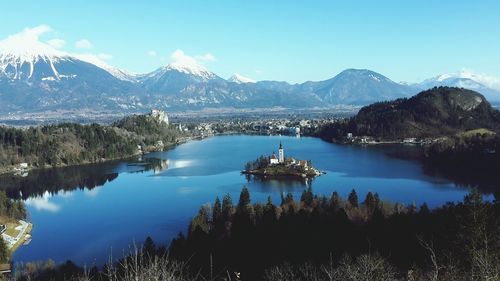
(269, 152), (279, 165)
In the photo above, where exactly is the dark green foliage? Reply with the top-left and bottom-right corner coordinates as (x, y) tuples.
(423, 133), (500, 189)
(212, 197), (222, 223)
(0, 114), (181, 169)
(0, 238), (8, 263)
(0, 190), (26, 220)
(222, 194), (233, 221)
(244, 155), (269, 171)
(238, 186), (251, 210)
(300, 186), (314, 207)
(348, 189), (358, 208)
(319, 87), (500, 141)
(330, 191), (341, 211)
(113, 114), (180, 145)
(15, 189), (500, 281)
(168, 188), (500, 280)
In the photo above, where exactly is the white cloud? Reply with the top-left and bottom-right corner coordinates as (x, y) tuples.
(196, 53), (216, 62)
(75, 39), (93, 49)
(46, 38), (65, 49)
(0, 24), (63, 56)
(84, 186), (101, 198)
(25, 191), (60, 213)
(97, 53), (113, 60)
(168, 49), (215, 70)
(459, 68), (500, 91)
(22, 24), (53, 38)
(147, 50), (157, 57)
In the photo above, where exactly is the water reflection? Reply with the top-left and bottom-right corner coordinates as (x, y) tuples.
(245, 174), (311, 194)
(0, 157), (169, 200)
(25, 191), (61, 212)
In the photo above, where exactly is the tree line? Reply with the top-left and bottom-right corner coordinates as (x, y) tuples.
(0, 114), (182, 169)
(11, 187), (499, 280)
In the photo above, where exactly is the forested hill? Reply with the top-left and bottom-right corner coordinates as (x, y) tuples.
(319, 87), (500, 141)
(0, 114), (181, 173)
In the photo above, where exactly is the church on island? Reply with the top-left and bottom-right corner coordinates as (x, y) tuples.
(243, 142), (319, 179)
(269, 142), (285, 165)
(268, 142), (309, 170)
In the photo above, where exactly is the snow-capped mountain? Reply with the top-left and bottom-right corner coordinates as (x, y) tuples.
(418, 73), (500, 102)
(1, 28), (497, 116)
(75, 54), (136, 82)
(0, 33), (143, 112)
(228, 73), (256, 84)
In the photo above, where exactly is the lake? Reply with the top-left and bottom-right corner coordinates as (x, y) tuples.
(5, 135), (489, 265)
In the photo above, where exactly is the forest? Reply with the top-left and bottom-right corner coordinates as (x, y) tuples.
(0, 190), (27, 263)
(0, 114), (182, 171)
(318, 87), (500, 141)
(13, 187), (499, 281)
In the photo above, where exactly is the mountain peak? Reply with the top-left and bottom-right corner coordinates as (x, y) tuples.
(228, 73), (255, 84)
(0, 26), (68, 62)
(164, 61), (216, 80)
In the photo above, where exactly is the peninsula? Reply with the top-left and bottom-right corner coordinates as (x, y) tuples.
(242, 142), (321, 179)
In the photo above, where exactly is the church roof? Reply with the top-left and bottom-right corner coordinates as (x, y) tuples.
(270, 153), (277, 159)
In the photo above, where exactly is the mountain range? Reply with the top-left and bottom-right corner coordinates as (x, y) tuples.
(1, 39), (499, 114)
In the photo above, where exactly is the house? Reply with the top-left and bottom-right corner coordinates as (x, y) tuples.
(269, 153), (279, 165)
(298, 160), (308, 170)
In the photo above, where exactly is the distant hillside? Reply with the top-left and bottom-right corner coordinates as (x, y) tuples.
(319, 87), (500, 140)
(0, 113), (181, 173)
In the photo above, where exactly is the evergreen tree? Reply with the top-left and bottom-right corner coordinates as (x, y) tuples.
(213, 197), (222, 223)
(330, 191), (341, 211)
(348, 189), (359, 208)
(0, 239), (8, 263)
(222, 194), (233, 221)
(300, 186), (314, 207)
(284, 193), (294, 205)
(363, 192), (376, 215)
(238, 186), (251, 210)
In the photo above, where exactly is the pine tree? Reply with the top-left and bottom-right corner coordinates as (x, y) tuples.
(348, 189), (359, 208)
(364, 192), (376, 215)
(238, 186), (251, 210)
(222, 194), (233, 221)
(330, 191), (341, 211)
(300, 186), (313, 207)
(213, 197), (222, 223)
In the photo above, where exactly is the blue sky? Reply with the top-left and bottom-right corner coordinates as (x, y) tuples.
(1, 0), (499, 83)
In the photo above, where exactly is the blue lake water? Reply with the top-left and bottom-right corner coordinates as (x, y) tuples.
(8, 135), (487, 265)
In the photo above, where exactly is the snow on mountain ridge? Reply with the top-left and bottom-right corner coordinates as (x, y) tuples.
(0, 26), (134, 82)
(228, 73), (256, 84)
(164, 61), (216, 80)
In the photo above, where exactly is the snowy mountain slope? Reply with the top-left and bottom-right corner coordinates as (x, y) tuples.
(228, 73), (256, 84)
(418, 73), (500, 102)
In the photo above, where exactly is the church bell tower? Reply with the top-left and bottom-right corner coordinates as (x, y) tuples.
(278, 142), (284, 163)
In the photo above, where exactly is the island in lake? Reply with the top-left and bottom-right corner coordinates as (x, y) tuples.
(242, 142), (321, 179)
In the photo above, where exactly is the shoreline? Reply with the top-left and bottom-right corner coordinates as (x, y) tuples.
(0, 137), (197, 177)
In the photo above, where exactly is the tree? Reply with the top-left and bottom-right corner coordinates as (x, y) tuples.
(300, 186), (313, 208)
(330, 191), (341, 212)
(348, 189), (359, 208)
(0, 239), (8, 263)
(238, 186), (251, 210)
(213, 197), (222, 223)
(363, 192), (376, 215)
(222, 194), (233, 221)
